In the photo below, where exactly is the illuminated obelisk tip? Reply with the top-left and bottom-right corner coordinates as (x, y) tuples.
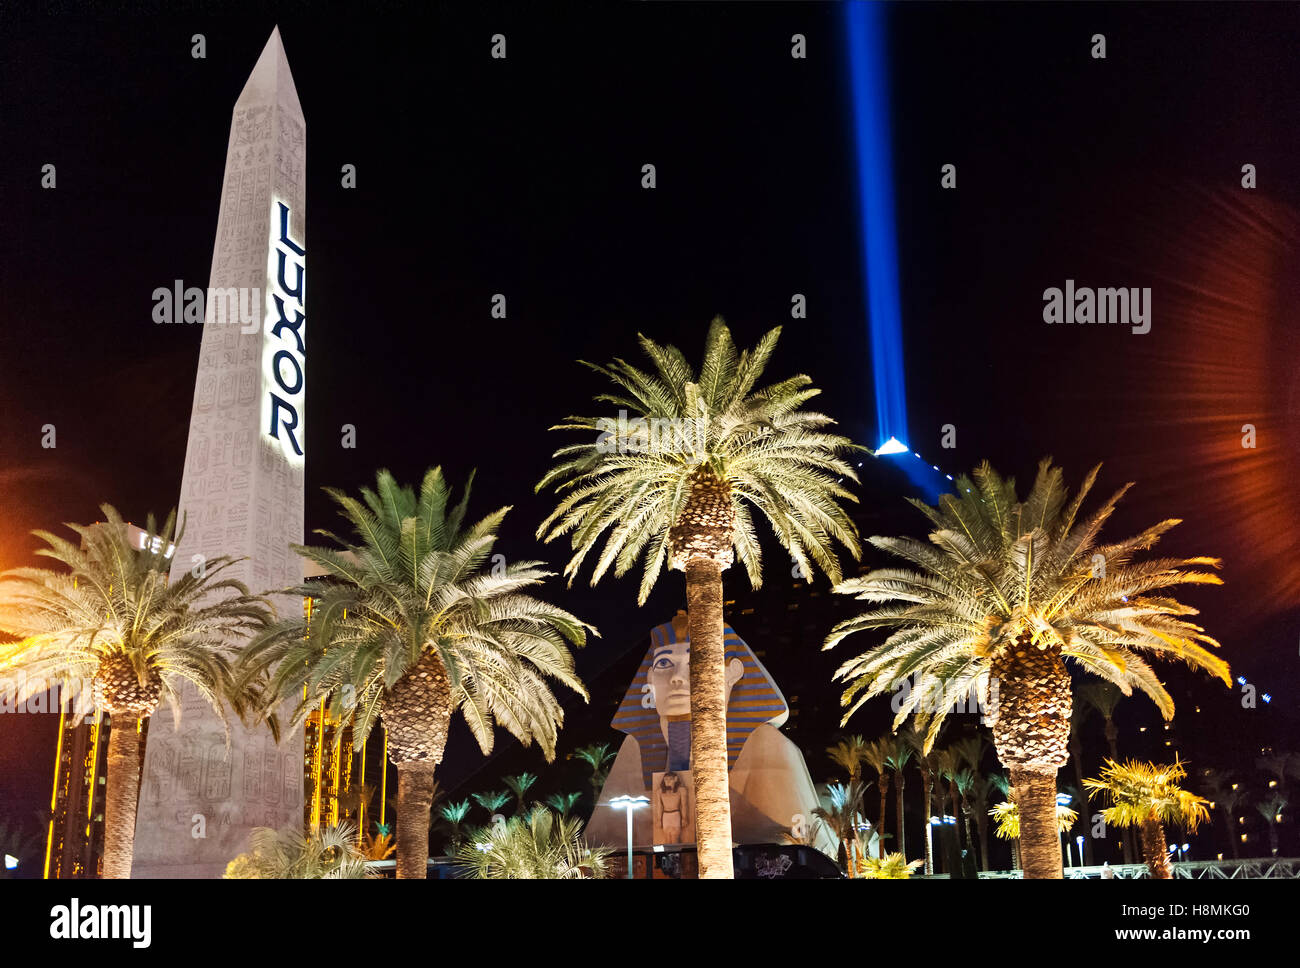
(132, 27), (306, 878)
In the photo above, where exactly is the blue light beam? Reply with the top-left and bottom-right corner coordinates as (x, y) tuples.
(844, 1), (908, 450)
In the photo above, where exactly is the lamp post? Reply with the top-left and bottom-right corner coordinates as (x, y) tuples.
(1075, 835), (1085, 869)
(608, 795), (650, 880)
(1056, 793), (1072, 867)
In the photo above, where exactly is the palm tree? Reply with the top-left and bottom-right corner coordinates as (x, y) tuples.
(456, 806), (613, 879)
(237, 469), (593, 878)
(1255, 795), (1286, 856)
(570, 742), (616, 805)
(884, 735), (914, 860)
(904, 729), (941, 874)
(968, 773), (996, 872)
(861, 738), (892, 859)
(826, 734), (870, 782)
(825, 460), (1230, 878)
(224, 822), (371, 879)
(436, 799), (472, 852)
(0, 505), (271, 879)
(536, 318), (861, 877)
(936, 748), (970, 867)
(1085, 758), (1210, 879)
(1198, 770), (1243, 860)
(472, 790), (511, 819)
(503, 772), (539, 814)
(859, 852), (923, 879)
(950, 734), (989, 865)
(1079, 679), (1135, 861)
(813, 780), (869, 877)
(543, 792), (582, 818)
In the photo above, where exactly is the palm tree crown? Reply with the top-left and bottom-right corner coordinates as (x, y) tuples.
(535, 316), (862, 602)
(825, 459), (1229, 755)
(239, 468), (592, 761)
(0, 504), (268, 727)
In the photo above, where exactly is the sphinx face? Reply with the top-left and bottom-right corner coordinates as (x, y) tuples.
(649, 638), (692, 715)
(648, 637), (745, 717)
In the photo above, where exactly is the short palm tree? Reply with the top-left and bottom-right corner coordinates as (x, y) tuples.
(224, 822), (371, 879)
(237, 469), (593, 878)
(503, 772), (539, 813)
(537, 318), (861, 877)
(456, 806), (613, 879)
(858, 852), (923, 879)
(813, 780), (869, 877)
(543, 791), (582, 818)
(0, 505), (270, 879)
(472, 790), (511, 819)
(991, 799), (1077, 840)
(570, 741), (616, 804)
(1085, 758), (1210, 879)
(436, 799), (472, 852)
(825, 460), (1229, 878)
(826, 734), (871, 782)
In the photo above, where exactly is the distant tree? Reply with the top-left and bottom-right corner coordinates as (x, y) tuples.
(1085, 758), (1210, 879)
(503, 772), (539, 814)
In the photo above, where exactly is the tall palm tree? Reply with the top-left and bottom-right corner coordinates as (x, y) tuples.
(936, 748), (970, 863)
(1198, 770), (1244, 860)
(536, 318), (861, 877)
(1085, 758), (1210, 879)
(884, 735), (914, 860)
(825, 460), (1230, 878)
(1078, 679), (1134, 862)
(1255, 795), (1286, 856)
(0, 505), (270, 879)
(456, 806), (613, 879)
(951, 734), (989, 866)
(570, 742), (616, 805)
(237, 468), (593, 878)
(826, 734), (870, 782)
(503, 772), (539, 814)
(903, 726), (940, 873)
(861, 737), (892, 859)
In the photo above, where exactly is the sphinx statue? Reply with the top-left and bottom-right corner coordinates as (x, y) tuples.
(585, 611), (837, 859)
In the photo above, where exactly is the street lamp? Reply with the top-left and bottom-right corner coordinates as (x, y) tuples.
(1056, 793), (1072, 867)
(1075, 835), (1085, 868)
(608, 795), (650, 880)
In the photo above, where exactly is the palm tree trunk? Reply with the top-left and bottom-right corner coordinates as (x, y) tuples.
(101, 715), (141, 879)
(396, 764), (437, 879)
(878, 775), (890, 859)
(977, 810), (991, 872)
(894, 773), (907, 859)
(1011, 838), (1021, 871)
(1010, 765), (1063, 879)
(1139, 817), (1172, 878)
(920, 771), (934, 874)
(1220, 811), (1239, 860)
(684, 557), (734, 879)
(1103, 720), (1136, 864)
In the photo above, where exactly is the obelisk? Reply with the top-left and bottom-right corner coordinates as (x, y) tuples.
(133, 27), (307, 877)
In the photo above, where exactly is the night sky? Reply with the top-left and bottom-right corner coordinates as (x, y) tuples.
(2, 2), (1298, 838)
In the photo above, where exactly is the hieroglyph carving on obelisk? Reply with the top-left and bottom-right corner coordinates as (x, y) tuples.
(133, 26), (307, 877)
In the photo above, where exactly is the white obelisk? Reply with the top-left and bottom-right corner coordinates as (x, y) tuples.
(133, 27), (307, 878)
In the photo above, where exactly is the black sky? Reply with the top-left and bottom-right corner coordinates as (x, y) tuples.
(2, 1), (1298, 828)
